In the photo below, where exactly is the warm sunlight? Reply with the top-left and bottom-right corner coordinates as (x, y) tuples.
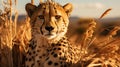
(0, 0), (120, 67)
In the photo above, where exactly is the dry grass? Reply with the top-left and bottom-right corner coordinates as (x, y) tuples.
(0, 0), (32, 67)
(68, 18), (120, 67)
(0, 0), (120, 67)
(99, 8), (112, 19)
(0, 1), (17, 67)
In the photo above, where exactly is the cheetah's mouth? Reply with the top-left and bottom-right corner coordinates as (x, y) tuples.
(45, 33), (54, 36)
(44, 32), (57, 39)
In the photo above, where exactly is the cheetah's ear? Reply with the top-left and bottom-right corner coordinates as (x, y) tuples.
(25, 3), (37, 18)
(63, 3), (73, 16)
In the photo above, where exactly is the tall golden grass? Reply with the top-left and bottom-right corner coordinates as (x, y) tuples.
(0, 0), (30, 67)
(69, 18), (120, 67)
(0, 0), (120, 67)
(0, 0), (17, 66)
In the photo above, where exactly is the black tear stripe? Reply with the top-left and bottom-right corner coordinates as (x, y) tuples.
(54, 7), (59, 34)
(55, 21), (59, 34)
(40, 9), (46, 35)
(40, 20), (44, 35)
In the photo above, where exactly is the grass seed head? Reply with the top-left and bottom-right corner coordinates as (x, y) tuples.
(99, 8), (112, 19)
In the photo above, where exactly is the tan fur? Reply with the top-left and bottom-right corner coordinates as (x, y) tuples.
(25, 1), (81, 67)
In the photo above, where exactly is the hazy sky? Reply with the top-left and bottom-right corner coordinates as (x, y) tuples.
(0, 0), (120, 18)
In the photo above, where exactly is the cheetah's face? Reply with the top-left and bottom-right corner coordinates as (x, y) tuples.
(25, 2), (72, 40)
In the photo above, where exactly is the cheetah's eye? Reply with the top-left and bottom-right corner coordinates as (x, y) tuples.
(55, 15), (61, 19)
(38, 15), (44, 19)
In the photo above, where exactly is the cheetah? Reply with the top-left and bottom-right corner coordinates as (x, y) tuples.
(25, 0), (81, 67)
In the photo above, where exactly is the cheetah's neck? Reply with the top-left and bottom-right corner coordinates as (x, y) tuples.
(32, 34), (69, 47)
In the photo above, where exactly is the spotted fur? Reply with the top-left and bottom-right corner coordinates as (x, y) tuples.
(25, 1), (81, 67)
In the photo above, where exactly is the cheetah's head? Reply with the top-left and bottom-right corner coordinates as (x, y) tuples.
(25, 1), (72, 41)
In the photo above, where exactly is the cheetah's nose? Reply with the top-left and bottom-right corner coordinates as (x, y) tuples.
(45, 26), (54, 31)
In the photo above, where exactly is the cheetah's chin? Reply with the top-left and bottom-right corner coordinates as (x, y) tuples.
(44, 33), (57, 39)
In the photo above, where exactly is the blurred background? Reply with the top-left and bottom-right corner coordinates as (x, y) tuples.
(0, 0), (120, 18)
(0, 0), (120, 67)
(0, 0), (120, 37)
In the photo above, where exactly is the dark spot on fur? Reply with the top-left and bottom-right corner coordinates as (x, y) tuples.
(27, 51), (29, 54)
(51, 52), (54, 55)
(59, 52), (62, 55)
(59, 57), (66, 60)
(38, 46), (41, 48)
(60, 65), (63, 67)
(60, 62), (62, 64)
(29, 44), (32, 47)
(33, 51), (36, 54)
(29, 41), (35, 48)
(64, 57), (67, 60)
(29, 58), (32, 61)
(71, 57), (73, 59)
(43, 54), (46, 56)
(47, 49), (50, 52)
(48, 61), (53, 65)
(29, 52), (32, 55)
(37, 50), (40, 52)
(57, 44), (61, 46)
(53, 48), (57, 50)
(59, 57), (62, 60)
(62, 37), (66, 40)
(64, 64), (67, 67)
(53, 54), (58, 58)
(54, 7), (56, 9)
(46, 57), (49, 60)
(39, 56), (42, 58)
(31, 44), (36, 49)
(32, 56), (34, 59)
(60, 40), (63, 42)
(54, 62), (59, 66)
(26, 65), (29, 67)
(36, 54), (38, 56)
(31, 63), (35, 67)
(52, 43), (55, 46)
(58, 48), (61, 50)
(49, 49), (52, 51)
(63, 45), (66, 46)
(38, 63), (41, 65)
(37, 60), (40, 62)
(25, 58), (28, 61)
